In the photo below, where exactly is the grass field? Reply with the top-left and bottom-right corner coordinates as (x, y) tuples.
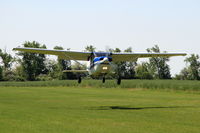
(0, 82), (200, 133)
(0, 79), (200, 91)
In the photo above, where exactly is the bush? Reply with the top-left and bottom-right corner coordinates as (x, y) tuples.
(14, 76), (26, 81)
(3, 70), (16, 81)
(36, 74), (53, 81)
(0, 67), (3, 81)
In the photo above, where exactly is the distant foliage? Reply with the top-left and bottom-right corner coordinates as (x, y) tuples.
(0, 48), (14, 81)
(0, 66), (3, 81)
(108, 47), (136, 79)
(1, 41), (199, 81)
(122, 47), (136, 79)
(53, 46), (75, 79)
(146, 45), (171, 79)
(17, 41), (48, 81)
(135, 62), (153, 79)
(176, 54), (200, 80)
(45, 59), (62, 79)
(184, 54), (200, 80)
(85, 45), (96, 52)
(0, 49), (13, 71)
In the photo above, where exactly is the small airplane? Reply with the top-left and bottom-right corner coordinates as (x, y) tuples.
(13, 47), (186, 84)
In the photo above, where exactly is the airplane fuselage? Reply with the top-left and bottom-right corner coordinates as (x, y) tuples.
(88, 56), (115, 76)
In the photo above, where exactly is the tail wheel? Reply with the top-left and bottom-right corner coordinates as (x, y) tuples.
(78, 76), (82, 84)
(102, 77), (105, 83)
(117, 77), (121, 85)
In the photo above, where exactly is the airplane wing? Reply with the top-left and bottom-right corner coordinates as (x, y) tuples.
(13, 47), (91, 61)
(13, 47), (186, 62)
(111, 53), (187, 62)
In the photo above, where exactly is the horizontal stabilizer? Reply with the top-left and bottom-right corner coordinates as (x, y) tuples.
(62, 70), (88, 73)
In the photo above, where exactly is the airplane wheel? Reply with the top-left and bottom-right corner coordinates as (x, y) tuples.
(102, 77), (105, 83)
(117, 77), (121, 85)
(78, 76), (82, 84)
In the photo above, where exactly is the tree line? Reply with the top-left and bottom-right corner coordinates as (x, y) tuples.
(0, 41), (199, 81)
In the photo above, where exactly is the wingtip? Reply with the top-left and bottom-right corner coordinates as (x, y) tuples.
(12, 47), (21, 51)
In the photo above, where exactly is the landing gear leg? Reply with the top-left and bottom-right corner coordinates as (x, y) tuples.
(117, 77), (121, 85)
(102, 77), (105, 83)
(78, 76), (82, 84)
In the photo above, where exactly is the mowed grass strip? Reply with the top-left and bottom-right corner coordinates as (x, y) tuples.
(0, 80), (200, 91)
(0, 86), (200, 133)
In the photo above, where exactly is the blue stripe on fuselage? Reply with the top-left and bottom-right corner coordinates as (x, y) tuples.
(93, 56), (112, 63)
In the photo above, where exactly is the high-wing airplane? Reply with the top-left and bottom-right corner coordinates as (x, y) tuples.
(13, 47), (186, 84)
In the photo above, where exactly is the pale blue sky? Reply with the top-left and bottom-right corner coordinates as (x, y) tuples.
(0, 0), (200, 75)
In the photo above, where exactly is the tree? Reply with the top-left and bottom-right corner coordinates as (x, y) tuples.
(71, 62), (87, 70)
(45, 58), (61, 79)
(0, 49), (14, 81)
(0, 50), (13, 71)
(17, 41), (47, 81)
(0, 50), (3, 80)
(71, 62), (87, 78)
(123, 47), (136, 79)
(135, 62), (153, 79)
(0, 66), (3, 81)
(146, 45), (171, 79)
(175, 67), (191, 80)
(53, 46), (74, 79)
(107, 48), (122, 78)
(12, 63), (26, 81)
(108, 47), (136, 79)
(182, 54), (200, 80)
(85, 45), (96, 52)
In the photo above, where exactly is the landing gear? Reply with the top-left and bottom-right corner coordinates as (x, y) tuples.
(102, 77), (105, 83)
(117, 77), (121, 85)
(78, 76), (82, 84)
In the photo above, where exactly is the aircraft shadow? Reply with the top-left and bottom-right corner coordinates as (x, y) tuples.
(91, 105), (196, 110)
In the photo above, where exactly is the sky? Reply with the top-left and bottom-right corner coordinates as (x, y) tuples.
(0, 0), (200, 75)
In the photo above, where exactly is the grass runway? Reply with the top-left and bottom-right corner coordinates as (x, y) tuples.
(0, 83), (200, 132)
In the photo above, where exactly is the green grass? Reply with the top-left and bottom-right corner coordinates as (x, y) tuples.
(0, 86), (200, 133)
(0, 79), (200, 91)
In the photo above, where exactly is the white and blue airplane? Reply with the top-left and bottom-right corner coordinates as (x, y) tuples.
(13, 47), (186, 84)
